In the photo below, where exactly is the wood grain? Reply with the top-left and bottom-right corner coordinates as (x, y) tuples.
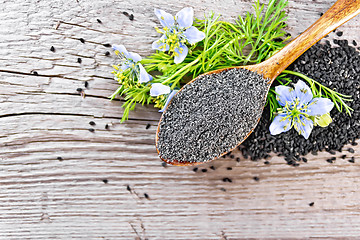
(0, 0), (360, 239)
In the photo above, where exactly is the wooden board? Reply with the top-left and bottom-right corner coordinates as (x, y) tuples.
(0, 0), (359, 239)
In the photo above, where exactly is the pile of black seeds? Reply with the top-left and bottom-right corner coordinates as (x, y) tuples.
(157, 68), (268, 164)
(240, 38), (360, 165)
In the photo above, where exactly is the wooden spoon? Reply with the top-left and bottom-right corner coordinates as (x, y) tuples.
(156, 0), (360, 166)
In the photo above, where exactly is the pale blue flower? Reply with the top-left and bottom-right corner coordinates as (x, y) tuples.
(112, 44), (152, 83)
(150, 83), (178, 112)
(152, 7), (205, 64)
(150, 83), (171, 96)
(269, 80), (334, 139)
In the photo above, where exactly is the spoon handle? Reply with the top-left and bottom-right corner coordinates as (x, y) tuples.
(256, 0), (360, 81)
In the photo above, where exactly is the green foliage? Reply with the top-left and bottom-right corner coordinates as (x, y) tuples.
(111, 0), (352, 123)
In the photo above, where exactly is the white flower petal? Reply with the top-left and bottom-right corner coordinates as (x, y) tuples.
(152, 35), (169, 51)
(274, 85), (296, 106)
(112, 44), (130, 58)
(269, 113), (292, 135)
(138, 64), (151, 84)
(174, 44), (188, 64)
(294, 80), (313, 105)
(154, 9), (175, 28)
(175, 7), (193, 28)
(184, 26), (205, 44)
(307, 98), (334, 116)
(150, 83), (171, 97)
(127, 52), (142, 63)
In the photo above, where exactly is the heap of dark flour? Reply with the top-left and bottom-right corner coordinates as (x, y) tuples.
(157, 68), (269, 163)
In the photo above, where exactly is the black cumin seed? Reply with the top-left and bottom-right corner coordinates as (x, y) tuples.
(122, 11), (129, 16)
(222, 177), (232, 183)
(220, 187), (226, 192)
(79, 38), (85, 43)
(201, 169), (207, 173)
(105, 51), (110, 56)
(105, 124), (109, 130)
(227, 167), (232, 170)
(103, 43), (111, 47)
(253, 176), (259, 181)
(145, 123), (151, 129)
(348, 157), (355, 163)
(230, 155), (235, 159)
(89, 121), (96, 126)
(309, 202), (314, 207)
(88, 128), (95, 132)
(84, 81), (88, 88)
(76, 88), (83, 92)
(264, 161), (270, 165)
(326, 157), (336, 163)
(210, 166), (216, 170)
(57, 156), (63, 161)
(353, 40), (357, 46)
(236, 157), (240, 162)
(33, 71), (38, 75)
(328, 150), (336, 155)
(97, 19), (102, 23)
(77, 58), (82, 63)
(348, 148), (355, 153)
(341, 155), (347, 159)
(50, 46), (55, 52)
(126, 185), (131, 192)
(192, 167), (198, 172)
(144, 193), (149, 199)
(129, 14), (134, 21)
(302, 157), (308, 163)
(102, 179), (108, 184)
(336, 31), (343, 37)
(161, 162), (167, 168)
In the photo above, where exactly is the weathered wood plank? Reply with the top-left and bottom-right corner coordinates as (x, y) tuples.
(0, 0), (360, 239)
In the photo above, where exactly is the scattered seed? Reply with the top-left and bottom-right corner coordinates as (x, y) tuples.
(89, 121), (96, 126)
(220, 187), (226, 192)
(236, 157), (240, 162)
(122, 11), (129, 17)
(84, 81), (88, 88)
(77, 58), (82, 63)
(341, 155), (347, 159)
(348, 148), (355, 153)
(33, 71), (38, 75)
(126, 185), (131, 192)
(353, 40), (357, 46)
(201, 169), (207, 173)
(326, 157), (336, 163)
(230, 155), (235, 159)
(226, 167), (232, 170)
(309, 202), (314, 207)
(144, 193), (149, 199)
(102, 179), (108, 184)
(161, 162), (167, 168)
(253, 176), (260, 181)
(129, 14), (134, 21)
(302, 157), (308, 163)
(210, 166), (216, 170)
(50, 46), (55, 52)
(103, 43), (111, 47)
(192, 167), (198, 172)
(336, 31), (343, 37)
(57, 156), (63, 161)
(76, 88), (83, 92)
(105, 51), (110, 56)
(97, 19), (102, 23)
(79, 38), (85, 43)
(145, 123), (151, 129)
(105, 124), (109, 130)
(222, 177), (232, 183)
(328, 150), (336, 155)
(264, 161), (270, 165)
(88, 128), (95, 132)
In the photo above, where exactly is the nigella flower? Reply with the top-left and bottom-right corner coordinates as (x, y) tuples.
(112, 44), (152, 83)
(150, 83), (178, 112)
(270, 80), (334, 139)
(152, 7), (205, 64)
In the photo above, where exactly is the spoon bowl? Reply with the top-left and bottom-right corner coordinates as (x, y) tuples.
(156, 0), (360, 166)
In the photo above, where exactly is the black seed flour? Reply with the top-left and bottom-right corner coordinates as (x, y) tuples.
(157, 68), (268, 163)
